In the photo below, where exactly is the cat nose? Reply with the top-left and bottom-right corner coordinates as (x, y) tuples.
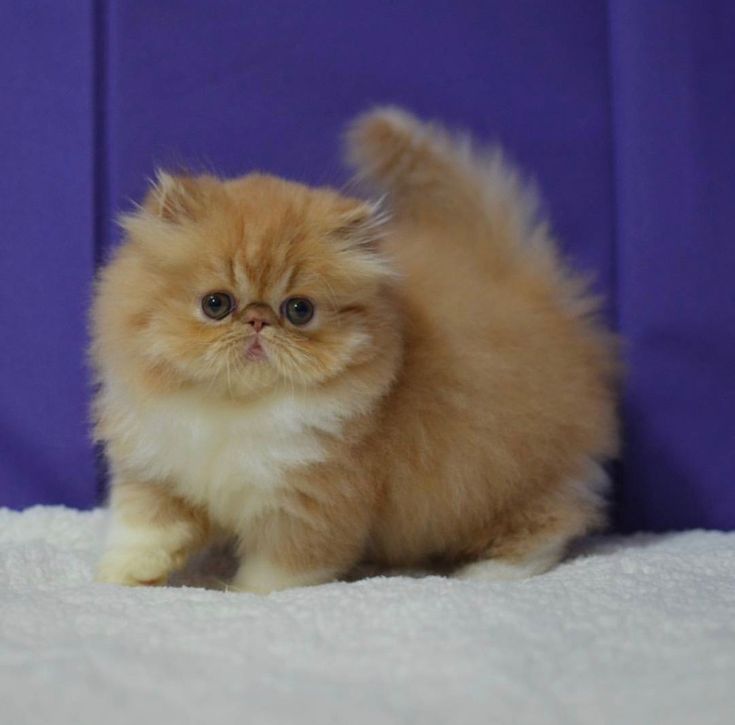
(246, 315), (269, 332)
(243, 304), (272, 332)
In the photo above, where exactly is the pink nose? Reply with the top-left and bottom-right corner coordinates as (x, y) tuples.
(244, 307), (271, 332)
(248, 317), (268, 332)
(243, 303), (274, 332)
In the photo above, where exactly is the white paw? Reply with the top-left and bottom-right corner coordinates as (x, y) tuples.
(230, 557), (336, 595)
(454, 539), (566, 581)
(96, 547), (183, 587)
(453, 559), (541, 581)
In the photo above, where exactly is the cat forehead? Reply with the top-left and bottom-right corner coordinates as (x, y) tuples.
(142, 174), (377, 296)
(192, 217), (335, 300)
(230, 246), (301, 299)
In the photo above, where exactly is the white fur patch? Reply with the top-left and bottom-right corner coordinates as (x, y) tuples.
(104, 383), (350, 529)
(97, 516), (194, 585)
(231, 555), (336, 594)
(453, 537), (567, 581)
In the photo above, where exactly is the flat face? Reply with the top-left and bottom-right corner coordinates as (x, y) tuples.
(94, 173), (392, 398)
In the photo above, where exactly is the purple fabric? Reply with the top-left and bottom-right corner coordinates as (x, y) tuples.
(0, 1), (98, 509)
(609, 2), (735, 530)
(1, 1), (733, 530)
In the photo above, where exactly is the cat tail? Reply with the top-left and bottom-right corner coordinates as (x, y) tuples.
(345, 107), (551, 270)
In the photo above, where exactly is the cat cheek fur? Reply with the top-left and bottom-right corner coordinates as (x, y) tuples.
(93, 109), (618, 594)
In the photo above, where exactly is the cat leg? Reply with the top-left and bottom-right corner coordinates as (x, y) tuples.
(453, 533), (570, 581)
(96, 479), (209, 586)
(231, 554), (340, 595)
(455, 462), (609, 581)
(230, 503), (368, 595)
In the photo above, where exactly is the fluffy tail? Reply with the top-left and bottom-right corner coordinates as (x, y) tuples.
(345, 107), (550, 267)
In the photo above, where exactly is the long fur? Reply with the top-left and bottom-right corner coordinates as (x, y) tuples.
(92, 109), (618, 593)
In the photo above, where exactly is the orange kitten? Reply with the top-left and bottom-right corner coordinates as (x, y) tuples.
(92, 108), (618, 593)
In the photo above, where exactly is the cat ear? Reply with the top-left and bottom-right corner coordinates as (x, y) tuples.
(334, 197), (390, 252)
(331, 197), (396, 280)
(144, 170), (208, 222)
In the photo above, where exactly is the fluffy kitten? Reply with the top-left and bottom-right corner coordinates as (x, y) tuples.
(92, 108), (618, 593)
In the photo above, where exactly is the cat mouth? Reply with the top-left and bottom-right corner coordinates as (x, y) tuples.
(245, 337), (268, 362)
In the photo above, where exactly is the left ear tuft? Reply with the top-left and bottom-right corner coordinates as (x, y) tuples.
(144, 170), (210, 222)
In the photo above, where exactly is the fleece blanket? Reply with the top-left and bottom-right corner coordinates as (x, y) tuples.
(1, 507), (733, 725)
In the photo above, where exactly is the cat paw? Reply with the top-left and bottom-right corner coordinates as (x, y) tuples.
(229, 557), (337, 595)
(453, 540), (565, 581)
(95, 548), (183, 587)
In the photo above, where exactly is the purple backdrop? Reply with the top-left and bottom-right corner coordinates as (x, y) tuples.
(1, 1), (733, 531)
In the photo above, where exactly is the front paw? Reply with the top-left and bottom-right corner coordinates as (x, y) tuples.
(96, 548), (183, 587)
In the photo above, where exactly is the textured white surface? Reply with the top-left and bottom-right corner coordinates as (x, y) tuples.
(1, 506), (734, 725)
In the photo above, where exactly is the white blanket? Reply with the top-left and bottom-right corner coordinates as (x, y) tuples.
(1, 506), (733, 725)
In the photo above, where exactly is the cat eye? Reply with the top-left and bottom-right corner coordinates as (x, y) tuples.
(201, 292), (234, 320)
(282, 297), (314, 326)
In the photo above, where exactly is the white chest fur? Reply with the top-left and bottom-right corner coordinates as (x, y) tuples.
(106, 385), (347, 528)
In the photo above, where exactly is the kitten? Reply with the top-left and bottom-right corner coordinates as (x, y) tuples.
(92, 108), (618, 593)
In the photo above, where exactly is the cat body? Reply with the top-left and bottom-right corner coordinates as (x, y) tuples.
(93, 109), (617, 593)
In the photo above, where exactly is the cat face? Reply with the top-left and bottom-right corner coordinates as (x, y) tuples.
(93, 172), (396, 398)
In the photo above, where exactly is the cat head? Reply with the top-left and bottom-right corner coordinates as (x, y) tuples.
(92, 171), (399, 399)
